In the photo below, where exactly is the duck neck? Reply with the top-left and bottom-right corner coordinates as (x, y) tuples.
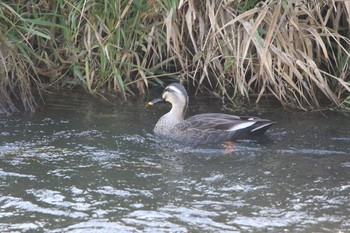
(168, 102), (186, 122)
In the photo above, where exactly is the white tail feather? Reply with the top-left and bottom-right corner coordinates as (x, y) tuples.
(228, 122), (256, 131)
(251, 122), (274, 132)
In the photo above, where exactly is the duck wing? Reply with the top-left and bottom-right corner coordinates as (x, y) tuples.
(179, 113), (274, 143)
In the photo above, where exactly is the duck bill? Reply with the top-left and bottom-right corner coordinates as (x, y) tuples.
(147, 98), (164, 106)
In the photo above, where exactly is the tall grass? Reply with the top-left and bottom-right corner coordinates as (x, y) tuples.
(172, 0), (350, 110)
(0, 2), (39, 113)
(0, 0), (349, 113)
(50, 0), (182, 96)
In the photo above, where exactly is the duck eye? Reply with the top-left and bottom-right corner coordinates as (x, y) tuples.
(164, 87), (173, 93)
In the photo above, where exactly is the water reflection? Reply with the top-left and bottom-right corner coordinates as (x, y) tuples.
(0, 93), (349, 232)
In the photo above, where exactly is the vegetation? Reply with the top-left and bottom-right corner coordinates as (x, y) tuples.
(0, 0), (349, 114)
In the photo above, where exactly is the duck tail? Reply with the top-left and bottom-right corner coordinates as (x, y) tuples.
(250, 121), (275, 136)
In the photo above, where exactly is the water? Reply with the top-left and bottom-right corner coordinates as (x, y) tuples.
(0, 93), (349, 232)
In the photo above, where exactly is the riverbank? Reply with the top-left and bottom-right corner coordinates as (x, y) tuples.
(1, 0), (349, 114)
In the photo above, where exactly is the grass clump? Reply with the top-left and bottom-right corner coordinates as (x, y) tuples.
(0, 0), (349, 113)
(0, 2), (38, 114)
(172, 0), (350, 110)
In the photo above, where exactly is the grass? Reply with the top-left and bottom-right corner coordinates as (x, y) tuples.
(0, 0), (349, 113)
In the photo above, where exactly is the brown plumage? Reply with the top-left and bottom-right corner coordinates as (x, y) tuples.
(148, 83), (275, 145)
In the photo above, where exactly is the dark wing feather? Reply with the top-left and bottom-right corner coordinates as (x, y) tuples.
(176, 113), (274, 144)
(185, 113), (259, 131)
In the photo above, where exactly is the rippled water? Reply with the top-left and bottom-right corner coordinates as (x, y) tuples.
(1, 93), (349, 232)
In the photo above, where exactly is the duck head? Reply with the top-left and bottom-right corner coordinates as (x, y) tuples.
(147, 83), (189, 117)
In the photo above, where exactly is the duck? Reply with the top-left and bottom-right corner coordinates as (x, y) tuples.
(147, 83), (275, 145)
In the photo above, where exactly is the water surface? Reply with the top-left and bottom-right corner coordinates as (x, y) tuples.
(0, 93), (349, 232)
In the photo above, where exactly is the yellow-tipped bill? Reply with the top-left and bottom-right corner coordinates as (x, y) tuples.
(147, 98), (164, 106)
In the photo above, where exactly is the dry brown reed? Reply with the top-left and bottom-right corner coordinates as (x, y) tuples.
(0, 0), (349, 113)
(170, 0), (350, 110)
